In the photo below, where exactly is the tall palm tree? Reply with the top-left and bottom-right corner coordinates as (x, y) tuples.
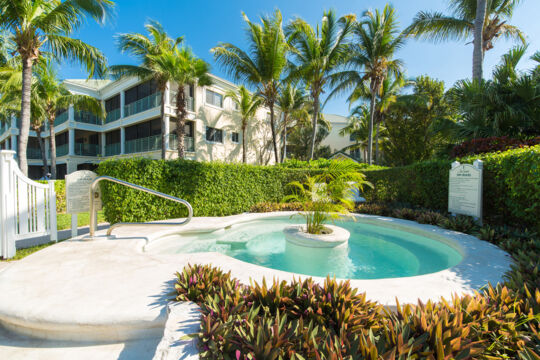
(405, 0), (525, 80)
(34, 61), (104, 179)
(473, 0), (488, 80)
(286, 10), (355, 160)
(0, 0), (113, 176)
(111, 20), (183, 159)
(212, 10), (288, 164)
(224, 85), (263, 163)
(347, 75), (405, 164)
(276, 83), (308, 161)
(148, 46), (212, 158)
(330, 5), (404, 165)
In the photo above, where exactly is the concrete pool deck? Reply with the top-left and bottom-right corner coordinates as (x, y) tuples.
(0, 212), (512, 357)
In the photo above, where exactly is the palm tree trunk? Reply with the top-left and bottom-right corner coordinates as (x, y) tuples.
(18, 57), (33, 176)
(473, 0), (487, 81)
(160, 85), (167, 160)
(37, 130), (48, 177)
(367, 81), (377, 165)
(48, 117), (57, 179)
(282, 113), (288, 162)
(309, 94), (320, 161)
(269, 102), (279, 164)
(175, 86), (187, 159)
(242, 123), (247, 163)
(375, 118), (381, 165)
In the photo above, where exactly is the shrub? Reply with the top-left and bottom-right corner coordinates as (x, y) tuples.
(451, 136), (540, 157)
(38, 180), (66, 213)
(362, 145), (540, 229)
(96, 158), (314, 224)
(175, 264), (540, 359)
(249, 202), (303, 213)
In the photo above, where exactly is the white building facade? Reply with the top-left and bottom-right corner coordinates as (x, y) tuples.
(0, 74), (277, 179)
(320, 114), (364, 162)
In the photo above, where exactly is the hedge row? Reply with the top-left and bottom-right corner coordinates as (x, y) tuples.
(96, 158), (314, 224)
(38, 180), (66, 213)
(362, 145), (540, 229)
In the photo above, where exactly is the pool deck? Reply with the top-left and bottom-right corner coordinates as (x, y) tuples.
(0, 212), (513, 358)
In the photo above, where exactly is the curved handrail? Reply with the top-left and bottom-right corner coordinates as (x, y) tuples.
(88, 176), (193, 238)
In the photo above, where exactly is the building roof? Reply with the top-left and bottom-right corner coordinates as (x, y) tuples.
(62, 79), (112, 90)
(324, 113), (350, 124)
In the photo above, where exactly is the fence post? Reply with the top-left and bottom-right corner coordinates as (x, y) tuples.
(49, 180), (57, 242)
(0, 151), (17, 259)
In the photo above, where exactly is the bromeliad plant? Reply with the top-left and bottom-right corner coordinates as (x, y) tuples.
(282, 159), (372, 234)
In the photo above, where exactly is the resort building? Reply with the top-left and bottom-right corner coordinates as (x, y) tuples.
(0, 74), (278, 179)
(321, 114), (364, 162)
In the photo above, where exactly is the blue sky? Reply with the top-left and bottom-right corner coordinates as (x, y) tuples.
(62, 0), (540, 116)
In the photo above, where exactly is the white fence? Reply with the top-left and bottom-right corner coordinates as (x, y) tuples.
(0, 150), (57, 259)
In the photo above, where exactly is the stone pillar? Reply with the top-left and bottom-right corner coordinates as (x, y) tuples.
(120, 91), (125, 119)
(68, 128), (75, 156)
(10, 114), (16, 128)
(120, 127), (125, 154)
(10, 135), (16, 152)
(100, 132), (106, 156)
(68, 104), (75, 122)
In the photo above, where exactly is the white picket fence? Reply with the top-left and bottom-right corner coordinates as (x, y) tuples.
(0, 150), (57, 259)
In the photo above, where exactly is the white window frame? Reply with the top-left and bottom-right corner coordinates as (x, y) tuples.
(231, 131), (240, 144)
(204, 88), (224, 109)
(205, 126), (223, 144)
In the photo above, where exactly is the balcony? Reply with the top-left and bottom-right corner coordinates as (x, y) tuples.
(105, 108), (121, 123)
(125, 134), (161, 154)
(27, 147), (43, 159)
(54, 112), (69, 126)
(105, 142), (121, 156)
(74, 111), (101, 125)
(169, 133), (195, 152)
(75, 143), (100, 156)
(124, 92), (162, 118)
(0, 123), (8, 136)
(56, 144), (69, 157)
(170, 93), (194, 112)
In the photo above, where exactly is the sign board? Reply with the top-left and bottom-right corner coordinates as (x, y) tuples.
(66, 170), (102, 214)
(448, 160), (483, 219)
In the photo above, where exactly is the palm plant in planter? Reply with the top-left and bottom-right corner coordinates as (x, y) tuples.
(283, 160), (371, 235)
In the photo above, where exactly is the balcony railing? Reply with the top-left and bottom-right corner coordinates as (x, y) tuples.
(0, 122), (8, 136)
(124, 92), (162, 118)
(74, 111), (101, 125)
(56, 144), (69, 157)
(105, 142), (121, 156)
(75, 143), (100, 156)
(27, 147), (43, 159)
(105, 108), (121, 123)
(170, 93), (194, 112)
(54, 112), (69, 126)
(125, 134), (162, 154)
(169, 133), (195, 152)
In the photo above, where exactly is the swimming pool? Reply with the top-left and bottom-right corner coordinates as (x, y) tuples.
(146, 216), (463, 279)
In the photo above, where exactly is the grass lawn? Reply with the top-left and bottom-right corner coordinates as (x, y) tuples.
(1, 211), (107, 262)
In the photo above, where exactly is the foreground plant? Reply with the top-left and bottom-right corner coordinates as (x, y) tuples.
(283, 159), (372, 234)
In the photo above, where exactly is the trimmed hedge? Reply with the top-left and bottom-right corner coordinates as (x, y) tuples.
(96, 158), (314, 224)
(362, 145), (540, 229)
(38, 180), (66, 213)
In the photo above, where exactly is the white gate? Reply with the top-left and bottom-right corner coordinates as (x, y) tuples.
(0, 150), (57, 259)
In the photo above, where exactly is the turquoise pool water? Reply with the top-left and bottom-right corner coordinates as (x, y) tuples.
(150, 216), (463, 279)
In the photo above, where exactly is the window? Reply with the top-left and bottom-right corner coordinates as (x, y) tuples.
(184, 121), (194, 137)
(231, 132), (239, 143)
(125, 80), (158, 105)
(105, 95), (120, 112)
(349, 133), (356, 141)
(205, 89), (223, 108)
(233, 101), (239, 111)
(206, 126), (223, 143)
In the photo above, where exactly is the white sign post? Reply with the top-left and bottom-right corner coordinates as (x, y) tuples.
(448, 160), (483, 224)
(66, 171), (102, 237)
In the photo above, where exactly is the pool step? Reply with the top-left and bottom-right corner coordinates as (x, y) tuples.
(216, 239), (248, 250)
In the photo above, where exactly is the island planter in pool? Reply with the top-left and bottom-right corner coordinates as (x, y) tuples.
(283, 224), (350, 248)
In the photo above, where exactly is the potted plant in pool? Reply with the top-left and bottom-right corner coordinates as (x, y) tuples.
(282, 160), (372, 248)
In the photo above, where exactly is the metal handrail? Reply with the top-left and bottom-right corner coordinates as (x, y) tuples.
(88, 176), (193, 238)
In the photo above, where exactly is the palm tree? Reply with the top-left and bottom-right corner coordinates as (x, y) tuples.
(277, 83), (308, 161)
(340, 105), (370, 161)
(405, 0), (525, 80)
(0, 0), (113, 176)
(212, 10), (288, 164)
(286, 10), (355, 160)
(347, 75), (405, 164)
(224, 85), (263, 163)
(34, 61), (104, 179)
(473, 0), (488, 80)
(331, 5), (404, 165)
(111, 20), (183, 159)
(147, 46), (212, 158)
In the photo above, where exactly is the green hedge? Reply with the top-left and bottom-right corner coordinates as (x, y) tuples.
(96, 158), (313, 224)
(38, 180), (66, 213)
(362, 145), (540, 228)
